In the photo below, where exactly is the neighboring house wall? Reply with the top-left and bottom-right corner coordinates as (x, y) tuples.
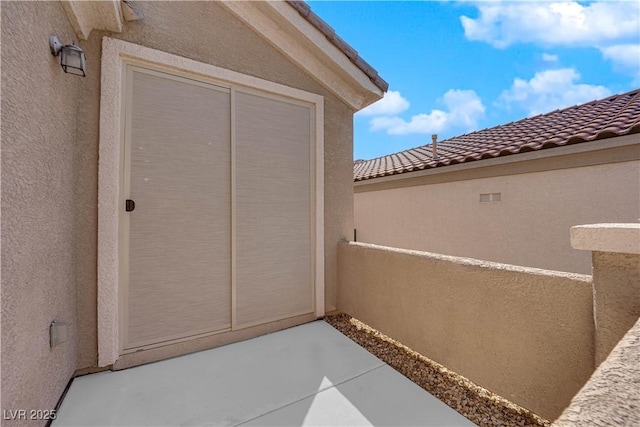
(1, 1), (81, 419)
(338, 241), (595, 421)
(2, 0), (356, 417)
(354, 142), (640, 274)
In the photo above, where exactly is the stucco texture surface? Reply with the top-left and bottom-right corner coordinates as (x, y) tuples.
(553, 316), (640, 426)
(337, 241), (595, 421)
(74, 1), (353, 367)
(2, 0), (355, 419)
(354, 159), (640, 275)
(1, 1), (80, 424)
(592, 251), (640, 365)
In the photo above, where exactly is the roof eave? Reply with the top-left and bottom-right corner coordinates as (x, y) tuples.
(60, 0), (126, 40)
(354, 133), (640, 186)
(220, 1), (385, 111)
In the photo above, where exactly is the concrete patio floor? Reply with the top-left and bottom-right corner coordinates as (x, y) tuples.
(53, 321), (475, 426)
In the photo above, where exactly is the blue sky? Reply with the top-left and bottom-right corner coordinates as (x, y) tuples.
(306, 1), (640, 160)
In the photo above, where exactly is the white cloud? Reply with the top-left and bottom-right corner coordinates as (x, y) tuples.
(370, 114), (447, 135)
(542, 53), (558, 62)
(369, 89), (485, 135)
(499, 68), (611, 116)
(600, 44), (640, 72)
(461, 2), (639, 47)
(357, 90), (410, 116)
(460, 1), (640, 70)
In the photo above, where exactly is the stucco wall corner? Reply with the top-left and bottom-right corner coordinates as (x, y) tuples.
(570, 224), (640, 365)
(323, 100), (354, 312)
(553, 316), (640, 426)
(591, 250), (640, 365)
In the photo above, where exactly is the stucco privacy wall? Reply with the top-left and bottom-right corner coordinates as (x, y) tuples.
(553, 316), (640, 426)
(1, 1), (80, 423)
(571, 223), (640, 365)
(354, 158), (640, 275)
(592, 251), (640, 364)
(73, 1), (354, 368)
(552, 224), (640, 424)
(337, 241), (594, 420)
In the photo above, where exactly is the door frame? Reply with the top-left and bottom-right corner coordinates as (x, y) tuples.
(98, 37), (325, 367)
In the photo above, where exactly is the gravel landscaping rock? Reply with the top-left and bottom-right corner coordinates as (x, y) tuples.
(325, 313), (550, 427)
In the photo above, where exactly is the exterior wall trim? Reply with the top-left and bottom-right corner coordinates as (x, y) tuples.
(355, 134), (640, 193)
(98, 37), (325, 367)
(571, 224), (640, 255)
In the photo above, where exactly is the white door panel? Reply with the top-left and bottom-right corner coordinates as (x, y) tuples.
(126, 69), (232, 349)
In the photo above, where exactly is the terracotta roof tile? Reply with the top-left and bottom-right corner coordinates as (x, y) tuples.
(287, 1), (389, 92)
(354, 89), (640, 182)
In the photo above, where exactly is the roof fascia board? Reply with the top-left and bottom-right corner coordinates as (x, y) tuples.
(219, 1), (383, 111)
(355, 134), (640, 191)
(61, 0), (124, 40)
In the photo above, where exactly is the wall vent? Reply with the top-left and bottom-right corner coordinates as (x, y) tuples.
(480, 193), (501, 202)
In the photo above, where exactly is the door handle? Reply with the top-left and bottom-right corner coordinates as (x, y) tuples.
(125, 199), (135, 212)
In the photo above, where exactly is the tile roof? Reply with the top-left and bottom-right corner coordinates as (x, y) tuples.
(287, 1), (389, 92)
(354, 89), (640, 182)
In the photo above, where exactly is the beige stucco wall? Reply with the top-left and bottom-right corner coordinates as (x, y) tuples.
(553, 316), (640, 426)
(354, 156), (640, 275)
(2, 0), (355, 419)
(1, 2), (80, 424)
(337, 241), (595, 420)
(571, 224), (640, 366)
(592, 251), (640, 365)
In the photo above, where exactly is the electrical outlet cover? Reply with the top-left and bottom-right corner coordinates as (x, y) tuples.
(50, 321), (69, 348)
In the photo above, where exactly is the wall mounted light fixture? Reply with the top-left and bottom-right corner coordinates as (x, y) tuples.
(49, 35), (86, 77)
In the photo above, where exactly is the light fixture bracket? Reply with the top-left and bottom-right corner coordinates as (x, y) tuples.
(49, 35), (63, 56)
